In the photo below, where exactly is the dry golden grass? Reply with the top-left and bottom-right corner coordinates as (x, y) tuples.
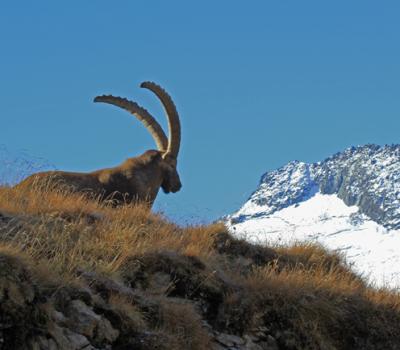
(0, 186), (220, 280)
(157, 299), (211, 350)
(1, 184), (400, 349)
(107, 294), (147, 332)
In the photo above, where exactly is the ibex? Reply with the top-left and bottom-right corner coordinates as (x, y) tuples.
(17, 81), (182, 206)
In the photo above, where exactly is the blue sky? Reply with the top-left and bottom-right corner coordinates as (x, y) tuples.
(1, 1), (399, 223)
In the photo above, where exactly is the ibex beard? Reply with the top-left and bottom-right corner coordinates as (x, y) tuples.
(16, 82), (182, 207)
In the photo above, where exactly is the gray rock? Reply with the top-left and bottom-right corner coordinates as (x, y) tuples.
(211, 340), (229, 350)
(48, 324), (89, 350)
(64, 329), (91, 349)
(67, 300), (101, 338)
(215, 332), (246, 347)
(242, 342), (264, 350)
(96, 317), (119, 343)
(52, 309), (68, 326)
(265, 335), (279, 349)
(65, 299), (119, 344)
(29, 336), (57, 350)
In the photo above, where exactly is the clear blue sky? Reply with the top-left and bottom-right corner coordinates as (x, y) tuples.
(1, 1), (399, 223)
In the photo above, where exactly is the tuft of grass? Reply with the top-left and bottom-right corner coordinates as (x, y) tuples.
(157, 299), (211, 350)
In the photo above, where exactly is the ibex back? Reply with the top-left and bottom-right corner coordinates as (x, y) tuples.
(16, 81), (182, 207)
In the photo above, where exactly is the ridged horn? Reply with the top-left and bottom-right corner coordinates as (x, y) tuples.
(140, 82), (181, 159)
(94, 95), (168, 152)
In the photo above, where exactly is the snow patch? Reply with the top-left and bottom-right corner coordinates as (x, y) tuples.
(228, 193), (400, 289)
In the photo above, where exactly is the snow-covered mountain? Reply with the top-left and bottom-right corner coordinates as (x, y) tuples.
(227, 144), (400, 288)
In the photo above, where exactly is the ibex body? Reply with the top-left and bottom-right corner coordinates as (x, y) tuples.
(17, 82), (182, 206)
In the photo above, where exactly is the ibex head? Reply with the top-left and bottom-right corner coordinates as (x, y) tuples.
(160, 153), (181, 194)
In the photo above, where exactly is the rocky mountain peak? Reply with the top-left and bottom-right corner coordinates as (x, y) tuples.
(233, 144), (400, 230)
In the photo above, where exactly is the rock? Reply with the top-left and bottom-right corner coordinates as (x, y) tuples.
(265, 335), (279, 350)
(243, 334), (260, 343)
(67, 300), (101, 338)
(211, 340), (228, 350)
(46, 338), (59, 350)
(66, 299), (119, 343)
(78, 270), (136, 301)
(243, 342), (264, 350)
(243, 335), (279, 350)
(64, 329), (91, 349)
(52, 309), (68, 325)
(48, 324), (84, 350)
(29, 336), (58, 350)
(215, 332), (246, 347)
(276, 330), (297, 349)
(96, 317), (119, 343)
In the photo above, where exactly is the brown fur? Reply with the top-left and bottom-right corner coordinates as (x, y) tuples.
(16, 81), (182, 207)
(16, 150), (181, 206)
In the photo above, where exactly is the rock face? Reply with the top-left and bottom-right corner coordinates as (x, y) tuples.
(0, 249), (280, 350)
(232, 144), (400, 230)
(227, 144), (400, 287)
(315, 145), (400, 229)
(0, 253), (119, 350)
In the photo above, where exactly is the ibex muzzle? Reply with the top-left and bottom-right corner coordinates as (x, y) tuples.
(17, 81), (182, 207)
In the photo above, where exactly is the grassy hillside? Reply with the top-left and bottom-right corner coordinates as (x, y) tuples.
(1, 185), (400, 349)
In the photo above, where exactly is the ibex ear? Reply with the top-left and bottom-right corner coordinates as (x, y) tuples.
(142, 150), (162, 163)
(162, 153), (177, 167)
(150, 151), (162, 161)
